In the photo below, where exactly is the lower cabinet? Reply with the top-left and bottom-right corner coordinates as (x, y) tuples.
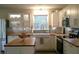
(63, 41), (79, 54)
(5, 47), (21, 54)
(35, 36), (56, 51)
(20, 47), (35, 54)
(5, 47), (35, 54)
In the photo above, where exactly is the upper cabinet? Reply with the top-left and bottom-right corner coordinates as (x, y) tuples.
(59, 5), (79, 28)
(69, 5), (78, 27)
(51, 10), (59, 27)
(59, 8), (66, 27)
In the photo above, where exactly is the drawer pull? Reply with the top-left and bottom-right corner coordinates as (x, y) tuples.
(40, 38), (44, 44)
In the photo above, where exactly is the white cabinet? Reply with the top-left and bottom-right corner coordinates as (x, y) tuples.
(59, 5), (79, 27)
(35, 36), (55, 51)
(69, 5), (78, 28)
(63, 41), (79, 54)
(35, 37), (51, 51)
(20, 47), (35, 54)
(51, 11), (59, 27)
(50, 36), (57, 50)
(5, 47), (35, 54)
(5, 47), (21, 54)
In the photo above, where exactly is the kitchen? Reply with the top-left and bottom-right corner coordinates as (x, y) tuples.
(0, 4), (79, 54)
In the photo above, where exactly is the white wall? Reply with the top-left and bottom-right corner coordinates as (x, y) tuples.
(0, 8), (31, 19)
(59, 5), (79, 28)
(0, 8), (61, 28)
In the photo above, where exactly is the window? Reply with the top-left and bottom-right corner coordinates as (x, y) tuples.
(33, 15), (49, 30)
(9, 14), (30, 32)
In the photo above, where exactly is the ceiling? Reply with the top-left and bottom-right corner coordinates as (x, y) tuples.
(0, 4), (67, 10)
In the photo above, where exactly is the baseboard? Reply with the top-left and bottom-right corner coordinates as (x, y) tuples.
(35, 50), (56, 52)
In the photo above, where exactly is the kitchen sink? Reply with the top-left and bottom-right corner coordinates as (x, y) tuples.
(33, 33), (49, 35)
(33, 33), (50, 37)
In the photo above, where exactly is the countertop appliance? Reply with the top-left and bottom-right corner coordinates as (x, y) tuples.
(69, 28), (79, 38)
(0, 18), (6, 53)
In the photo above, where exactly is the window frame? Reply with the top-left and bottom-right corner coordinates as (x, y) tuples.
(33, 15), (49, 30)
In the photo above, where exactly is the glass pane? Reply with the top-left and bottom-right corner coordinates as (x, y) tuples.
(9, 14), (23, 32)
(9, 14), (31, 33)
(23, 14), (31, 32)
(33, 15), (49, 30)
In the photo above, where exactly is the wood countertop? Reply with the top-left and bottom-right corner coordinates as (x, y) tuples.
(50, 33), (79, 47)
(50, 33), (68, 37)
(56, 36), (79, 47)
(4, 37), (36, 47)
(7, 31), (79, 47)
(7, 31), (32, 36)
(7, 31), (67, 36)
(63, 38), (79, 47)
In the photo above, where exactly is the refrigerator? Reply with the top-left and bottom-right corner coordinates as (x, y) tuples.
(0, 18), (6, 53)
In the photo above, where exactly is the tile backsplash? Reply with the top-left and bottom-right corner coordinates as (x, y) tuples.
(50, 27), (63, 33)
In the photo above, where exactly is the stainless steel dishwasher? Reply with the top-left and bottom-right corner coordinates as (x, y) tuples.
(57, 36), (63, 54)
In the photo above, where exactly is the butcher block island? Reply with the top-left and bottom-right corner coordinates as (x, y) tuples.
(4, 37), (36, 54)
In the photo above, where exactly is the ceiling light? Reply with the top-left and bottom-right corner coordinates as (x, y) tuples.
(32, 6), (51, 10)
(33, 9), (48, 15)
(10, 14), (21, 18)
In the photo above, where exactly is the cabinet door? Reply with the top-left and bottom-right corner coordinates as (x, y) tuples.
(5, 47), (21, 54)
(63, 41), (73, 54)
(77, 5), (79, 27)
(35, 37), (52, 51)
(63, 41), (68, 54)
(5, 47), (35, 54)
(52, 12), (59, 27)
(20, 47), (35, 54)
(69, 44), (78, 54)
(70, 5), (78, 27)
(63, 41), (78, 54)
(43, 37), (52, 50)
(50, 36), (56, 50)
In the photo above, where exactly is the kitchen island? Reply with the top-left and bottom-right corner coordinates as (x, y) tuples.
(4, 37), (36, 54)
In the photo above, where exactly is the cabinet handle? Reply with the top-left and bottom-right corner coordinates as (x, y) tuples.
(40, 38), (44, 44)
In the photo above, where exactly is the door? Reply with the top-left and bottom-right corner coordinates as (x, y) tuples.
(1, 19), (6, 51)
(0, 19), (2, 53)
(0, 18), (6, 53)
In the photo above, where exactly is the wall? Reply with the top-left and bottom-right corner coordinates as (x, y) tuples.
(0, 8), (53, 28)
(0, 8), (61, 28)
(59, 5), (79, 28)
(0, 8), (31, 19)
(0, 9), (8, 18)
